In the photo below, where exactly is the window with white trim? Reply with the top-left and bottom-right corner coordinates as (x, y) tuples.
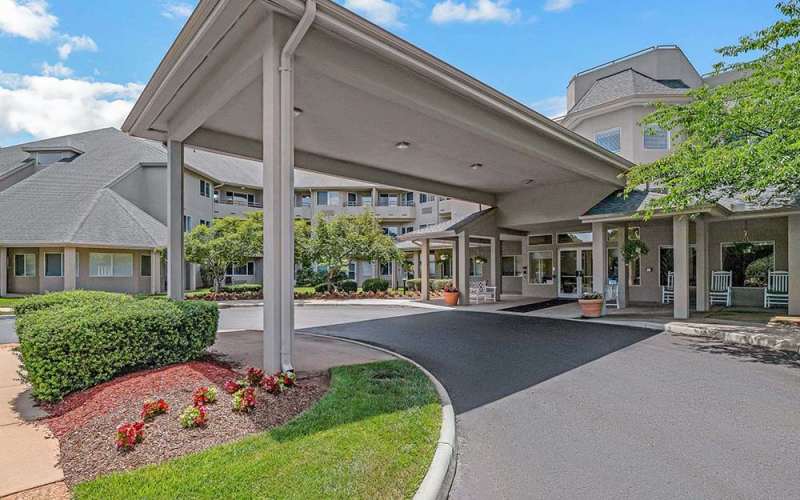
(226, 261), (255, 276)
(200, 180), (212, 198)
(502, 256), (521, 277)
(45, 252), (63, 277)
(595, 128), (621, 153)
(528, 234), (553, 246)
(14, 254), (35, 278)
(643, 125), (669, 150)
(89, 253), (133, 277)
(528, 250), (554, 285)
(141, 254), (152, 277)
(347, 262), (356, 280)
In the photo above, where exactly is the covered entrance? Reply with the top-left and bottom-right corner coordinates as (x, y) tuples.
(558, 248), (592, 298)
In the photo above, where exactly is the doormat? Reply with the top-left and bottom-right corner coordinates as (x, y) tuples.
(500, 298), (576, 313)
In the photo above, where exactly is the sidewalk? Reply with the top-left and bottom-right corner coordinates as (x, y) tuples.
(0, 346), (64, 498)
(666, 321), (800, 354)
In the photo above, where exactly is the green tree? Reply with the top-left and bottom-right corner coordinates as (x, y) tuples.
(310, 211), (402, 290)
(626, 1), (800, 215)
(185, 216), (258, 291)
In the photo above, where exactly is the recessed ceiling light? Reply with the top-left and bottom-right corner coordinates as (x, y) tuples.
(470, 163), (483, 170)
(523, 179), (535, 185)
(293, 107), (303, 117)
(395, 141), (411, 150)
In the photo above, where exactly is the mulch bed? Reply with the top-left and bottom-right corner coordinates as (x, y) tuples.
(43, 360), (328, 486)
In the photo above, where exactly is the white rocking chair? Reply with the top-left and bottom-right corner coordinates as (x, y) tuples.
(661, 271), (674, 304)
(709, 271), (733, 307)
(764, 270), (789, 308)
(469, 280), (497, 304)
(605, 282), (619, 309)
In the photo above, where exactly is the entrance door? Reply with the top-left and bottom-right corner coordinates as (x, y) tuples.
(559, 248), (593, 298)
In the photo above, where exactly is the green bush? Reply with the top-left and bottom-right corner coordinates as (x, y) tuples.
(220, 283), (262, 293)
(431, 279), (452, 291)
(315, 283), (332, 294)
(362, 278), (389, 293)
(404, 279), (452, 292)
(17, 295), (218, 402)
(15, 290), (131, 319)
(339, 280), (358, 293)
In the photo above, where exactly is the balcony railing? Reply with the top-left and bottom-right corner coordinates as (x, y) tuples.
(215, 199), (263, 209)
(375, 200), (415, 207)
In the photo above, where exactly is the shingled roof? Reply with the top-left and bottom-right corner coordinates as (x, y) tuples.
(569, 69), (688, 114)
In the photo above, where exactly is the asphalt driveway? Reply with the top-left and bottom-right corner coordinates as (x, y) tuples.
(302, 310), (800, 499)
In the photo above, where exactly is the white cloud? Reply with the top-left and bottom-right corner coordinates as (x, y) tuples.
(161, 2), (193, 19)
(431, 0), (520, 24)
(57, 34), (97, 60)
(543, 0), (577, 12)
(0, 0), (57, 41)
(531, 95), (566, 118)
(0, 72), (143, 141)
(40, 61), (72, 77)
(344, 0), (403, 27)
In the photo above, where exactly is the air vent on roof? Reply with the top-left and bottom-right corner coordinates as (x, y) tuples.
(21, 146), (83, 167)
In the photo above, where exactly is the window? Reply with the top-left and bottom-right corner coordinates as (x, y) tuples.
(721, 242), (774, 287)
(402, 192), (414, 205)
(347, 192), (358, 206)
(362, 195), (372, 207)
(607, 248), (619, 284)
(316, 191), (340, 206)
(90, 253), (133, 277)
(528, 234), (553, 246)
(45, 252), (63, 277)
(401, 225), (414, 235)
(643, 125), (669, 150)
(34, 150), (78, 166)
(347, 262), (356, 280)
(383, 226), (399, 238)
(659, 246), (697, 287)
(557, 231), (593, 244)
(502, 256), (520, 277)
(141, 254), (152, 277)
(200, 180), (211, 198)
(380, 262), (391, 276)
(226, 261), (256, 276)
(14, 254), (35, 278)
(183, 215), (192, 232)
(470, 258), (483, 277)
(297, 193), (311, 207)
(419, 193), (430, 203)
(198, 219), (210, 227)
(528, 251), (554, 285)
(595, 128), (621, 153)
(418, 224), (429, 230)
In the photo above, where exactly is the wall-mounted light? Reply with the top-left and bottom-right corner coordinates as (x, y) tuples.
(395, 141), (411, 150)
(470, 163), (483, 170)
(293, 107), (304, 117)
(523, 179), (535, 185)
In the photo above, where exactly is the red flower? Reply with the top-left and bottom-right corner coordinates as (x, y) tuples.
(192, 386), (218, 406)
(116, 421), (144, 450)
(141, 399), (169, 421)
(245, 367), (264, 386)
(261, 375), (281, 395)
(232, 387), (256, 412)
(281, 371), (297, 387)
(223, 380), (243, 394)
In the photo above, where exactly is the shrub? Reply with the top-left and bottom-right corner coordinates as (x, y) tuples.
(141, 399), (169, 421)
(314, 283), (332, 294)
(220, 283), (262, 293)
(362, 278), (389, 293)
(15, 290), (131, 319)
(431, 279), (452, 291)
(179, 405), (207, 428)
(339, 280), (358, 293)
(116, 421), (144, 450)
(401, 279), (451, 292)
(17, 296), (219, 402)
(223, 380), (245, 394)
(232, 387), (256, 412)
(261, 375), (282, 395)
(192, 386), (218, 406)
(281, 371), (297, 388)
(245, 367), (264, 386)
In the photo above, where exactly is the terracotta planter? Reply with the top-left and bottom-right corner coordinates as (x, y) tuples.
(578, 298), (604, 318)
(443, 291), (460, 306)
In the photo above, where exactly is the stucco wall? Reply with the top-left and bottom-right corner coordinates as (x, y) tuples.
(7, 247), (40, 294)
(111, 164), (168, 224)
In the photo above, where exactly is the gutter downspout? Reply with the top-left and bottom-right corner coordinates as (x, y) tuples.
(278, 0), (316, 372)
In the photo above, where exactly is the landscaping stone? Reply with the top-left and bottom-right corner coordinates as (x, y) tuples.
(666, 321), (800, 354)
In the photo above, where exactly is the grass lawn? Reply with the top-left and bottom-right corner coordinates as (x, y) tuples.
(0, 296), (25, 311)
(74, 360), (441, 499)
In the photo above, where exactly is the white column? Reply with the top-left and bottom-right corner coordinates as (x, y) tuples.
(420, 240), (430, 300)
(788, 214), (800, 316)
(63, 247), (77, 291)
(450, 242), (458, 287)
(167, 139), (184, 300)
(695, 217), (709, 312)
(38, 249), (45, 293)
(458, 231), (470, 305)
(412, 251), (420, 280)
(491, 236), (501, 300)
(188, 263), (198, 291)
(617, 225), (628, 308)
(0, 247), (6, 297)
(591, 222), (607, 296)
(151, 250), (161, 294)
(673, 215), (690, 319)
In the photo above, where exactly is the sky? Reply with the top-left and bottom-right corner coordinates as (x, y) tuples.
(0, 0), (784, 146)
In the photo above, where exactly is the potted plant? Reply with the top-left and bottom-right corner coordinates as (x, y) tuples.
(578, 291), (604, 318)
(443, 283), (460, 306)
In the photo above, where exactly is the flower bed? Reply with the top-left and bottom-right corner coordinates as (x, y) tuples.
(187, 289), (431, 301)
(44, 360), (328, 486)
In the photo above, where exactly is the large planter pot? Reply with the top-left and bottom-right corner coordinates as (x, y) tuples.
(578, 298), (604, 318)
(443, 291), (460, 306)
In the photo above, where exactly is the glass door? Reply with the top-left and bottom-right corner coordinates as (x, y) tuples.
(559, 248), (592, 298)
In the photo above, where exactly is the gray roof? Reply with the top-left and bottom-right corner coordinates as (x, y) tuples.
(569, 69), (688, 114)
(184, 147), (262, 188)
(583, 189), (664, 216)
(0, 128), (167, 248)
(397, 208), (495, 241)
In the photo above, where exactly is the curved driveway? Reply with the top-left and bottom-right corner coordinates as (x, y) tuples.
(300, 309), (800, 499)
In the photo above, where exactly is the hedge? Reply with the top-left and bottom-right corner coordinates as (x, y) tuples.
(17, 294), (218, 402)
(362, 278), (389, 293)
(221, 283), (262, 293)
(14, 290), (131, 319)
(339, 280), (358, 293)
(405, 279), (452, 292)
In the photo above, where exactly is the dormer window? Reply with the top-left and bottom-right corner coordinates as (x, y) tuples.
(22, 146), (83, 166)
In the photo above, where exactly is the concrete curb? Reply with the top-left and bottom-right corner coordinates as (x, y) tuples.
(666, 322), (800, 354)
(217, 299), (452, 311)
(297, 332), (457, 500)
